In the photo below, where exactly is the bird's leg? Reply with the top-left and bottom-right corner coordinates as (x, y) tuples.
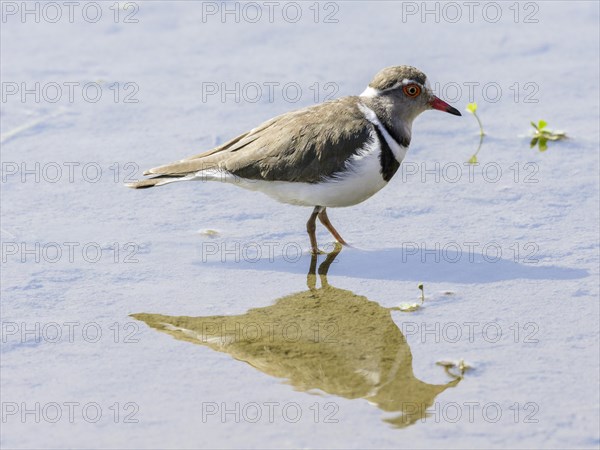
(306, 206), (324, 255)
(306, 251), (318, 290)
(317, 208), (348, 246)
(317, 242), (343, 288)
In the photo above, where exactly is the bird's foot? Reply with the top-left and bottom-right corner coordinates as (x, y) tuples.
(329, 242), (344, 254)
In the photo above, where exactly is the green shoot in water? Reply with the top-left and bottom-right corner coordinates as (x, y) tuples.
(467, 102), (485, 136)
(530, 120), (566, 151)
(398, 283), (426, 312)
(466, 103), (485, 164)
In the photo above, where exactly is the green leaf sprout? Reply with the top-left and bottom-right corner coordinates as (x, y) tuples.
(530, 120), (566, 151)
(466, 102), (485, 164)
(397, 283), (426, 312)
(466, 102), (485, 136)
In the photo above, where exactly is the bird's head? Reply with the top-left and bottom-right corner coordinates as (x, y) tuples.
(361, 65), (461, 123)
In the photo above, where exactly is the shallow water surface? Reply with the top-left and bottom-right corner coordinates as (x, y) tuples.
(134, 250), (463, 429)
(1, 1), (599, 448)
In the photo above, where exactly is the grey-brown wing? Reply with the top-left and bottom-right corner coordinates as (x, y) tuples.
(144, 97), (373, 183)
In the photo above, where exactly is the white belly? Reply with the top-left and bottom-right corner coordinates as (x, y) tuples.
(237, 151), (388, 207)
(196, 131), (405, 208)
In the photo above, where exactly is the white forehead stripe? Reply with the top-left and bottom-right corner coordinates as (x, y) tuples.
(390, 78), (426, 91)
(359, 78), (428, 98)
(357, 103), (408, 163)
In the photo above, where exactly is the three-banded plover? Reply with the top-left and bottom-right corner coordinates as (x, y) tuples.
(127, 66), (461, 253)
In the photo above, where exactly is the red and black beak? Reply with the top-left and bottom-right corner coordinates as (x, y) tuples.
(430, 96), (461, 116)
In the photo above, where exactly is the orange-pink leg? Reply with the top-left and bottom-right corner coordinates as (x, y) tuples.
(306, 206), (322, 254)
(318, 208), (348, 246)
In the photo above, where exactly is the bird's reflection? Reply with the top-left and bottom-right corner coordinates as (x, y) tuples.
(132, 245), (461, 427)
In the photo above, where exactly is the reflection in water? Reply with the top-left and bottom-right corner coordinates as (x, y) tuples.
(132, 246), (461, 427)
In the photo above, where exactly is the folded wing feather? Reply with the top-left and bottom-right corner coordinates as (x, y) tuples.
(141, 97), (372, 184)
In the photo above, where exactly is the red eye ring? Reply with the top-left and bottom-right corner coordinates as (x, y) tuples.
(403, 84), (421, 98)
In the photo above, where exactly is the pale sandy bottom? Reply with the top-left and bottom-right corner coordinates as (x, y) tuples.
(1, 2), (599, 448)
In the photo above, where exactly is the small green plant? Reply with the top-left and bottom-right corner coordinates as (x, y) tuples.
(466, 103), (485, 164)
(466, 103), (485, 136)
(199, 229), (220, 237)
(530, 120), (566, 151)
(398, 282), (426, 312)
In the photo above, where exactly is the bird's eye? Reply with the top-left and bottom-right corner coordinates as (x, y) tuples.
(403, 84), (421, 98)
